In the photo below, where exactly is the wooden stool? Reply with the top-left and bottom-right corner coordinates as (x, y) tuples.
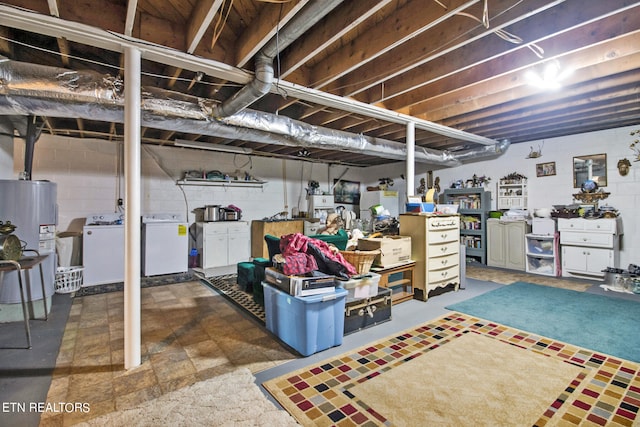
(370, 261), (416, 305)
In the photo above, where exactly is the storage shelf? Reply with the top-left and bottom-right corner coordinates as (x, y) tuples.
(443, 188), (490, 264)
(177, 178), (266, 188)
(525, 233), (559, 277)
(526, 252), (555, 259)
(460, 229), (482, 235)
(497, 178), (527, 210)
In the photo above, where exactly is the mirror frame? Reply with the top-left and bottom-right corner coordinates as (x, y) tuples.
(573, 153), (607, 188)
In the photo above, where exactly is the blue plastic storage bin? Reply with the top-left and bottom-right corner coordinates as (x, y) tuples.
(262, 282), (347, 356)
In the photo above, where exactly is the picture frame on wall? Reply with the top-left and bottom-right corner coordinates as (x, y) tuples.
(333, 179), (360, 204)
(536, 161), (556, 177)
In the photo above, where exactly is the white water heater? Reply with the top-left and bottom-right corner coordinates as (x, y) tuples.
(0, 180), (57, 303)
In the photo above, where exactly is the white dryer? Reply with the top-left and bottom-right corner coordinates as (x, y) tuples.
(141, 213), (188, 276)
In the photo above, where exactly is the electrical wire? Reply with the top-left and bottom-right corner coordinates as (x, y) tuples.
(211, 0), (234, 49)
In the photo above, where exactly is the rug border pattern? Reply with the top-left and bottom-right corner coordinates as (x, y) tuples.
(262, 313), (640, 426)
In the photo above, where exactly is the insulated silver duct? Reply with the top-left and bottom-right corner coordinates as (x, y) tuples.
(211, 0), (344, 118)
(0, 58), (509, 165)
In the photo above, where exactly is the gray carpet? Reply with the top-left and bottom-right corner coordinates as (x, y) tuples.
(0, 293), (73, 427)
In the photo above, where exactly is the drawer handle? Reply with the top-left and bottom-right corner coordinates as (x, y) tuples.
(441, 233), (448, 239)
(441, 271), (449, 277)
(440, 247), (448, 253)
(441, 259), (448, 265)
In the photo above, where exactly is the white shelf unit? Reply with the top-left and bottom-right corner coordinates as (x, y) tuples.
(525, 233), (559, 276)
(307, 194), (335, 222)
(176, 178), (266, 188)
(497, 178), (527, 210)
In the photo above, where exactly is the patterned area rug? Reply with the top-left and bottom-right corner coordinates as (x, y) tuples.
(263, 313), (640, 426)
(198, 273), (266, 323)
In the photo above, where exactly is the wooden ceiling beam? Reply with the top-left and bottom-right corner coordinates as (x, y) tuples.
(379, 0), (639, 111)
(308, 0), (479, 89)
(417, 38), (640, 122)
(334, 0), (546, 98)
(278, 0), (393, 81)
(234, 0), (309, 67)
(453, 78), (640, 136)
(187, 0), (224, 53)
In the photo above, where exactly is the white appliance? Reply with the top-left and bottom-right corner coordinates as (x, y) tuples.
(141, 213), (188, 276)
(359, 190), (399, 222)
(82, 213), (125, 287)
(0, 180), (57, 303)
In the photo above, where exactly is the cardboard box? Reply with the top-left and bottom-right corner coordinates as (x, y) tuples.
(264, 267), (336, 296)
(357, 235), (412, 267)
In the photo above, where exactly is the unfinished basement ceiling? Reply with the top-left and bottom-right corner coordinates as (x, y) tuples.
(0, 0), (639, 167)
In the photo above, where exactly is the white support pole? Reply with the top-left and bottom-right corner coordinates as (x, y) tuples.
(124, 46), (141, 370)
(406, 121), (415, 197)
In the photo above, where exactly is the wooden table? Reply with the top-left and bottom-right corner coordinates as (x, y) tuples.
(370, 261), (416, 304)
(0, 252), (49, 349)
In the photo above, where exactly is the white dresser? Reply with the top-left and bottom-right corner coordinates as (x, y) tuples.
(558, 217), (622, 281)
(399, 213), (460, 301)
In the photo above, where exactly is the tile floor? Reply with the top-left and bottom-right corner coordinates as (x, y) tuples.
(32, 265), (604, 425)
(39, 281), (296, 426)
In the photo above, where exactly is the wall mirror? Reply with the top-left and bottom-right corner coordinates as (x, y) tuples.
(573, 154), (607, 188)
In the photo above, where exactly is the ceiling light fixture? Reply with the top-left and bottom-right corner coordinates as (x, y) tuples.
(174, 139), (253, 154)
(296, 148), (311, 157)
(525, 61), (573, 90)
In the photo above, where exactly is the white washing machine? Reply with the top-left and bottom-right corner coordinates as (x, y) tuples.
(82, 213), (125, 287)
(141, 213), (189, 276)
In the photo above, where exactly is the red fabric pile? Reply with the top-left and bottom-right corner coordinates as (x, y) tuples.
(279, 233), (357, 277)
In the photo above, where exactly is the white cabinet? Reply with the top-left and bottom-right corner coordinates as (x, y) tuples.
(497, 178), (527, 210)
(525, 233), (559, 276)
(196, 222), (250, 270)
(487, 219), (529, 271)
(307, 194), (335, 222)
(399, 214), (460, 301)
(558, 217), (622, 280)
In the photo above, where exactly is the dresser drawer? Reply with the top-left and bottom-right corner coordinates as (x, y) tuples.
(429, 241), (459, 256)
(427, 264), (459, 283)
(558, 218), (616, 233)
(560, 231), (613, 248)
(427, 216), (459, 232)
(428, 228), (458, 244)
(427, 253), (458, 270)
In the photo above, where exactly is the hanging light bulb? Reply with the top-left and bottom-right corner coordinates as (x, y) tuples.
(525, 60), (572, 90)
